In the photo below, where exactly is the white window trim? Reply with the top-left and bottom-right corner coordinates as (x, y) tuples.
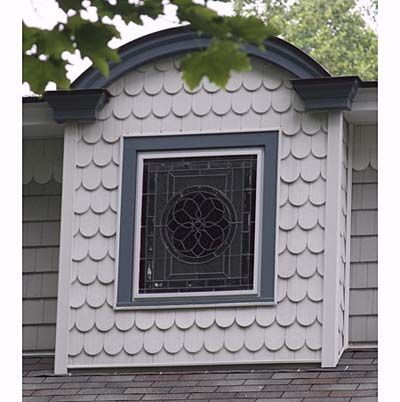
(132, 147), (264, 300)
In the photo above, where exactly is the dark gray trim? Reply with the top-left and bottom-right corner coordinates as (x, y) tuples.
(291, 76), (362, 111)
(72, 26), (330, 90)
(43, 89), (111, 123)
(117, 131), (279, 308)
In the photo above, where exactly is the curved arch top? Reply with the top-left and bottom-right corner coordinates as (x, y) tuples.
(72, 26), (330, 89)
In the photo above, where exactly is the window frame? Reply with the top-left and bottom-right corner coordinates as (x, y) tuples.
(116, 131), (279, 309)
(133, 148), (264, 299)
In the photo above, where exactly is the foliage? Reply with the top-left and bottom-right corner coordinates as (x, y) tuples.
(233, 0), (378, 80)
(23, 0), (279, 94)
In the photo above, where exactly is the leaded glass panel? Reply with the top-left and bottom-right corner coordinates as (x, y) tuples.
(137, 153), (258, 294)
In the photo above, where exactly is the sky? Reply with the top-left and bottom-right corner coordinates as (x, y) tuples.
(22, 0), (376, 95)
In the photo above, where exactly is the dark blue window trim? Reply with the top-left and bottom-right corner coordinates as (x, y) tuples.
(117, 131), (279, 307)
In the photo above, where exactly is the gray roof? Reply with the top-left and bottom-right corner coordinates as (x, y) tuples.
(23, 348), (377, 401)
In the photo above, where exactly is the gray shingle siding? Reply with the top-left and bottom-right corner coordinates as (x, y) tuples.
(349, 125), (377, 344)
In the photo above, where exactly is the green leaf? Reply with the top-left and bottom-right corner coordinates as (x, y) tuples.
(58, 0), (83, 13)
(23, 54), (70, 94)
(181, 39), (251, 89)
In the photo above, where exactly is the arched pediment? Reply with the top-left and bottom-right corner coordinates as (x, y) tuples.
(72, 26), (330, 90)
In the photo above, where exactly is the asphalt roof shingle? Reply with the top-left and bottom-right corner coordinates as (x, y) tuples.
(22, 348), (377, 401)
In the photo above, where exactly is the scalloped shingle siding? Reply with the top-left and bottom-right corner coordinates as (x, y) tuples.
(68, 58), (328, 367)
(23, 138), (63, 352)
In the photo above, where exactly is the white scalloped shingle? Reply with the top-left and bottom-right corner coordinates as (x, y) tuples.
(79, 210), (99, 238)
(135, 311), (155, 331)
(309, 177), (326, 206)
(307, 224), (324, 253)
(280, 134), (291, 160)
(311, 131), (327, 158)
(195, 309), (215, 329)
(175, 310), (195, 330)
(276, 297), (297, 327)
(154, 310), (175, 330)
(279, 203), (298, 232)
(88, 234), (108, 261)
(192, 90), (212, 117)
(288, 179), (309, 207)
(291, 132), (312, 160)
(272, 85), (291, 113)
(83, 122), (103, 144)
(143, 67), (163, 95)
(243, 67), (262, 91)
(276, 277), (287, 302)
(143, 326), (163, 354)
(231, 87), (252, 115)
(265, 322), (285, 351)
(307, 274), (323, 302)
(93, 139), (113, 167)
(95, 303), (115, 332)
(220, 110), (242, 131)
(225, 71), (242, 92)
(115, 312), (135, 331)
(142, 114), (162, 134)
(90, 186), (110, 214)
(297, 297), (318, 326)
(302, 113), (322, 135)
(200, 112), (221, 132)
(251, 87), (272, 114)
(164, 325), (185, 354)
(282, 109), (301, 136)
(75, 187), (91, 214)
(255, 307), (275, 327)
(152, 90), (172, 118)
(300, 154), (321, 183)
(211, 90), (231, 116)
(278, 249), (297, 279)
(82, 164), (102, 191)
(287, 275), (307, 303)
(84, 328), (104, 356)
(86, 280), (107, 308)
(204, 325), (224, 353)
(113, 93), (132, 120)
(184, 325), (204, 353)
(124, 328), (143, 355)
(75, 304), (95, 332)
(172, 90), (192, 117)
(70, 281), (87, 309)
(77, 140), (93, 167)
(241, 109), (262, 130)
(69, 329), (84, 356)
(244, 324), (265, 352)
(108, 78), (124, 96)
(104, 327), (124, 355)
(105, 282), (115, 306)
(281, 155), (301, 183)
(298, 203), (319, 230)
(280, 181), (289, 206)
(102, 118), (122, 143)
(163, 68), (183, 95)
(224, 324), (245, 352)
(287, 226), (307, 254)
(77, 259), (97, 285)
(73, 234), (89, 262)
(263, 64), (282, 90)
(278, 230), (288, 254)
(102, 163), (119, 190)
(306, 322), (322, 350)
(296, 249), (317, 278)
(99, 209), (116, 237)
(132, 92), (152, 119)
(215, 308), (236, 328)
(235, 308), (256, 328)
(161, 113), (182, 133)
(124, 70), (144, 96)
(285, 322), (306, 351)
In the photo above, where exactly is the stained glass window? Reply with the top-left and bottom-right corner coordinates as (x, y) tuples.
(136, 151), (260, 294)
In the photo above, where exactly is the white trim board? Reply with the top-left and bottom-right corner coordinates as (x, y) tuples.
(54, 125), (77, 375)
(321, 112), (344, 368)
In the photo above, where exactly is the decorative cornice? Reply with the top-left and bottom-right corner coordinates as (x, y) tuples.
(291, 76), (362, 111)
(43, 89), (111, 123)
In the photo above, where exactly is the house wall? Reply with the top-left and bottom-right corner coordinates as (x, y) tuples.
(349, 124), (378, 344)
(23, 138), (63, 352)
(66, 57), (328, 368)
